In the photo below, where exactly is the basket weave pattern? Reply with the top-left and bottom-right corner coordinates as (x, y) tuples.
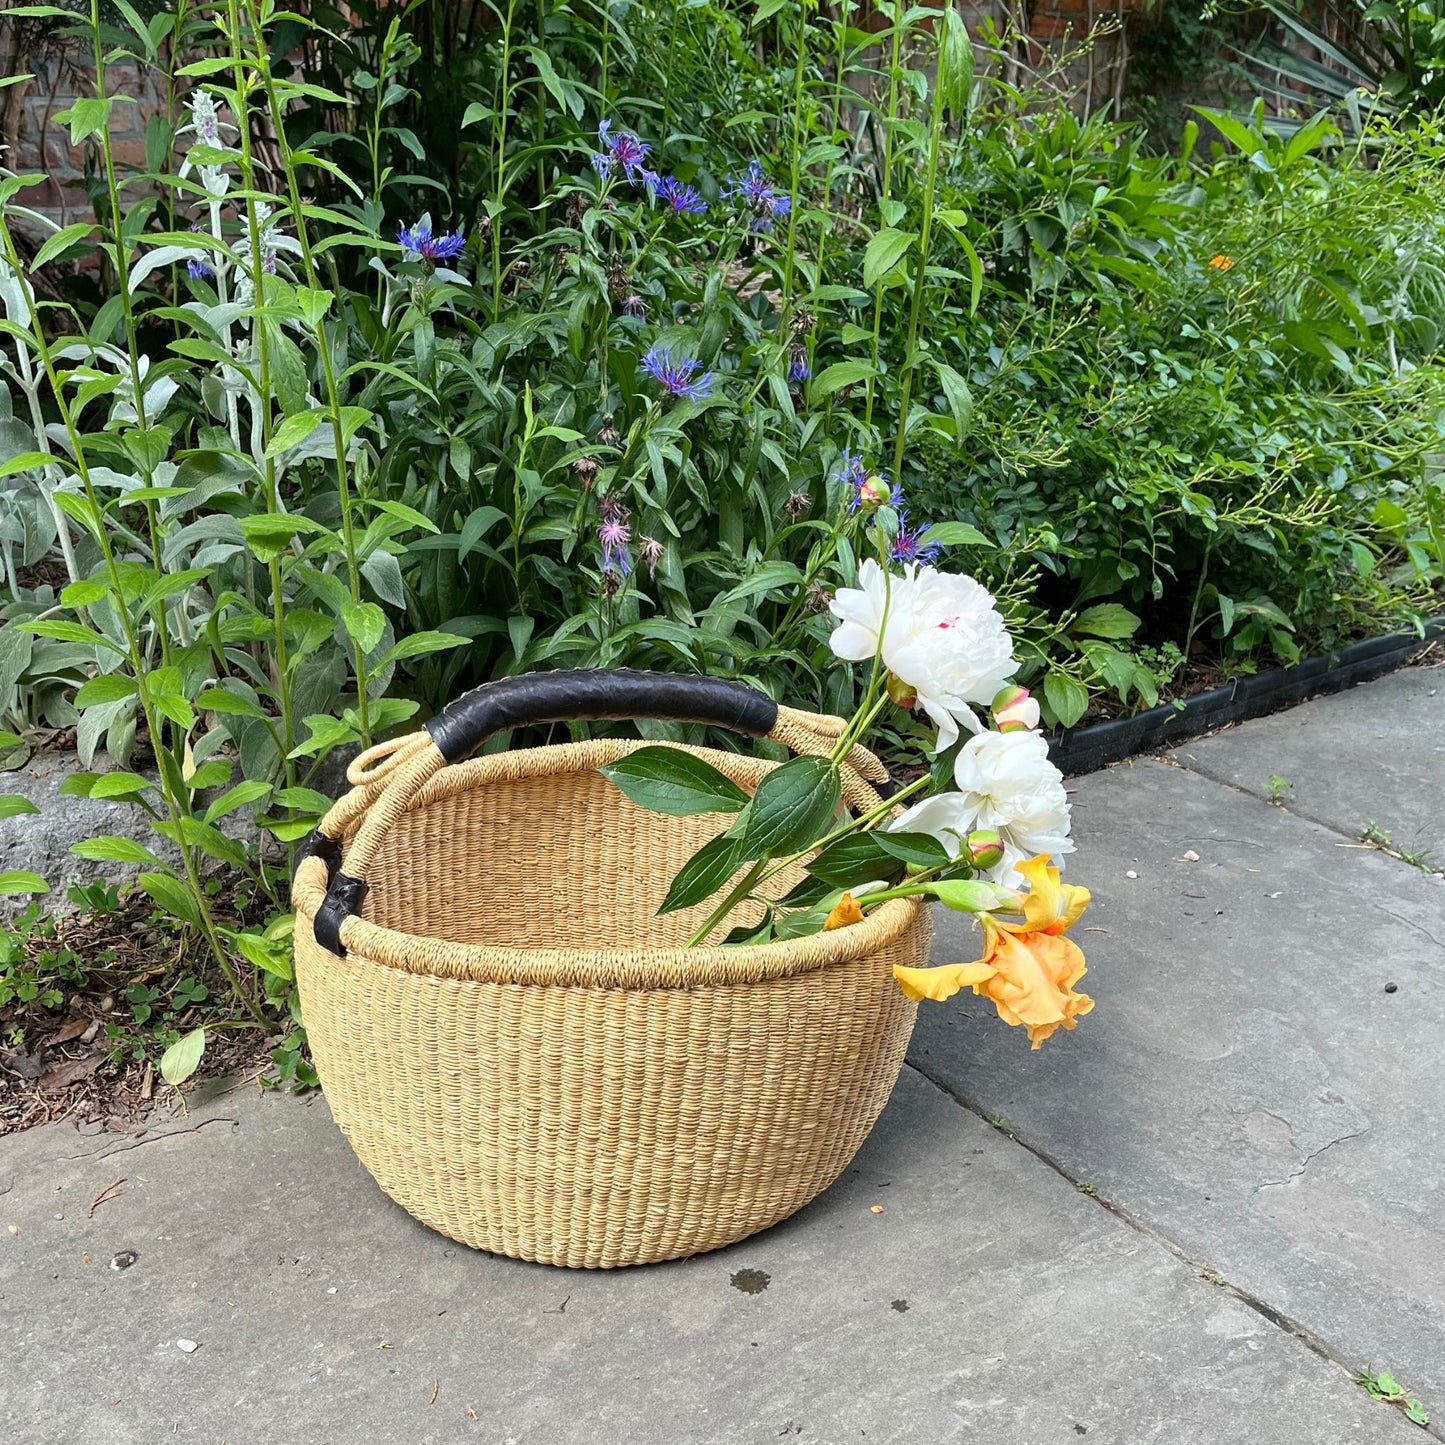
(293, 734), (930, 1268)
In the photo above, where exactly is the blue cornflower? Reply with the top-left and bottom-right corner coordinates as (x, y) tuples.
(654, 175), (707, 215)
(593, 119), (651, 184)
(725, 160), (792, 232)
(187, 256), (213, 280)
(641, 347), (714, 401)
(787, 346), (811, 383)
(890, 512), (942, 566)
(397, 219), (467, 263)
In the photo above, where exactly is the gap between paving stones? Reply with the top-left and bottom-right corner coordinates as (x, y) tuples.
(908, 1057), (1445, 1443)
(1169, 749), (1445, 881)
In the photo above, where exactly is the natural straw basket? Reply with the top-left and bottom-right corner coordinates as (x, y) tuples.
(291, 669), (931, 1268)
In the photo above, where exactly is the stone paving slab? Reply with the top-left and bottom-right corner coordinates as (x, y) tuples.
(912, 756), (1445, 1422)
(0, 1068), (1421, 1444)
(1170, 665), (1445, 863)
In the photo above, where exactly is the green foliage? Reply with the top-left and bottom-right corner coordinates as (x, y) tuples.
(1, 0), (1443, 1073)
(1358, 1366), (1429, 1427)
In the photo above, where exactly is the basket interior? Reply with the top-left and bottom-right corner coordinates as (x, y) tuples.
(356, 756), (797, 950)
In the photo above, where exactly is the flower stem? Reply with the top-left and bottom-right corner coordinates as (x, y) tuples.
(685, 860), (768, 947)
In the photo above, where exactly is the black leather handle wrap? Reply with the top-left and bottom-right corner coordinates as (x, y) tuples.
(424, 668), (779, 765)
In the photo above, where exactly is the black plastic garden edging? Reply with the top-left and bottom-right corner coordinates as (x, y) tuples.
(1046, 616), (1445, 778)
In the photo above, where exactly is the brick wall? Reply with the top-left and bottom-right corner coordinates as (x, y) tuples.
(0, 24), (169, 234)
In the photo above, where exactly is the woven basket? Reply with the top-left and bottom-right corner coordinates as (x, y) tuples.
(291, 669), (931, 1268)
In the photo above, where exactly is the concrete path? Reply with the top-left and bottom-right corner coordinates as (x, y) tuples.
(3, 666), (1443, 1443)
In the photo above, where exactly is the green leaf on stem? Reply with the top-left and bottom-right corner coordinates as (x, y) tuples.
(874, 831), (953, 869)
(738, 756), (841, 860)
(807, 832), (905, 888)
(600, 746), (750, 818)
(70, 836), (164, 867)
(862, 228), (917, 289)
(159, 1028), (206, 1087)
(658, 833), (745, 914)
(138, 871), (202, 928)
(0, 870), (50, 896)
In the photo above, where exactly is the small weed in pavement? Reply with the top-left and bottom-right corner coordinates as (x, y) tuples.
(1357, 1367), (1430, 1427)
(1264, 775), (1294, 806)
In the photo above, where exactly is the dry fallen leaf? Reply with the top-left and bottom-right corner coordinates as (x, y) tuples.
(48, 1017), (90, 1046)
(38, 1053), (103, 1090)
(870, 1205), (885, 1215)
(465, 1406), (478, 1421)
(1182, 850), (1200, 863)
(7, 1225), (18, 1237)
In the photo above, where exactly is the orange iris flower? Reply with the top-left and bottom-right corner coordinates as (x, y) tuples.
(893, 856), (1095, 1050)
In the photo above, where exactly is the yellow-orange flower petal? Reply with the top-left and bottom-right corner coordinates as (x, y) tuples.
(897, 915), (1095, 1049)
(893, 960), (997, 1002)
(1209, 253), (1234, 270)
(973, 923), (1094, 1049)
(824, 892), (865, 931)
(1013, 854), (1090, 936)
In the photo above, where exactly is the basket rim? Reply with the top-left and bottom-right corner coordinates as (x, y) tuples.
(292, 737), (931, 990)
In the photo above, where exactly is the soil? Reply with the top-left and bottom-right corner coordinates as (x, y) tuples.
(0, 883), (287, 1139)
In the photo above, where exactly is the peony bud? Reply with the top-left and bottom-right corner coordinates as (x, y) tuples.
(992, 684), (1040, 733)
(966, 829), (1005, 871)
(856, 475), (892, 509)
(885, 671), (918, 709)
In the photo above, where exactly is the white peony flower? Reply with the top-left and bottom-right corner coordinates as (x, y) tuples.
(828, 560), (1018, 750)
(891, 728), (1073, 887)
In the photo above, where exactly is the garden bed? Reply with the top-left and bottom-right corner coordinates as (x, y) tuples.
(1049, 619), (1445, 776)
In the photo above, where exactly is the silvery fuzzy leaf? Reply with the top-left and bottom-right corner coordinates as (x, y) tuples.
(87, 467), (144, 492)
(361, 548), (405, 607)
(0, 260), (34, 324)
(127, 242), (212, 295)
(192, 542), (244, 568)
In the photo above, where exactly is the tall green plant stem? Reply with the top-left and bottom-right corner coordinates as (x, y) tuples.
(239, 0), (374, 744)
(491, 0), (520, 325)
(88, 0), (172, 665)
(780, 5), (811, 310)
(864, 4), (908, 430)
(889, 62), (947, 483)
(223, 0), (295, 786)
(0, 217), (269, 1030)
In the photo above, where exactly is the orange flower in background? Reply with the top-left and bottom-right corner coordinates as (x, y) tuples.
(893, 856), (1095, 1049)
(1209, 253), (1234, 271)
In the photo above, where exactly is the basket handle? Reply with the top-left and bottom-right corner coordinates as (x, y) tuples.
(301, 668), (891, 957)
(424, 667), (779, 764)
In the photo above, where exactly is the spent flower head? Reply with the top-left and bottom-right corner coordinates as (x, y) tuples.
(639, 535), (665, 578)
(641, 347), (714, 401)
(597, 499), (632, 577)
